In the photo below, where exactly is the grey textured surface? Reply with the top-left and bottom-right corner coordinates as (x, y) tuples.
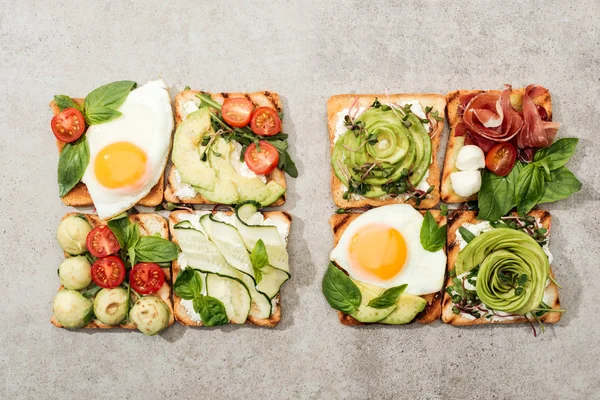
(1, 0), (599, 399)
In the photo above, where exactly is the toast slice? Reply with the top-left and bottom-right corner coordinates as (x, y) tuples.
(164, 90), (287, 206)
(329, 210), (446, 326)
(327, 94), (446, 209)
(441, 210), (561, 326)
(49, 99), (165, 207)
(51, 212), (175, 330)
(441, 87), (553, 203)
(168, 209), (292, 327)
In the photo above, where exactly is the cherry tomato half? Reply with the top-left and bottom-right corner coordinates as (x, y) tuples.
(250, 107), (281, 136)
(221, 98), (254, 128)
(129, 263), (165, 295)
(51, 108), (85, 143)
(485, 142), (517, 177)
(86, 225), (120, 258)
(244, 141), (279, 175)
(91, 256), (126, 289)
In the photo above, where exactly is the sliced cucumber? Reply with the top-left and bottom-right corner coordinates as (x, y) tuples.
(234, 216), (289, 273)
(206, 273), (251, 324)
(174, 220), (195, 229)
(235, 201), (261, 223)
(256, 266), (290, 299)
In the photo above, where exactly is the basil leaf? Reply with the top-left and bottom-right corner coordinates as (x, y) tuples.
(539, 167), (582, 204)
(174, 269), (203, 300)
(84, 80), (136, 112)
(533, 138), (579, 171)
(84, 105), (122, 125)
(516, 163), (545, 216)
(107, 214), (139, 249)
(54, 95), (81, 112)
(81, 284), (102, 299)
(322, 263), (362, 314)
(57, 137), (89, 197)
(193, 296), (228, 326)
(134, 236), (178, 263)
(458, 227), (476, 243)
(477, 162), (522, 222)
(367, 284), (408, 309)
(420, 211), (447, 252)
(250, 239), (268, 284)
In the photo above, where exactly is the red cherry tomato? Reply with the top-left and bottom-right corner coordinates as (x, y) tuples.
(129, 263), (165, 295)
(51, 108), (85, 143)
(91, 256), (126, 289)
(250, 107), (281, 136)
(86, 225), (120, 258)
(221, 98), (254, 127)
(485, 142), (517, 177)
(244, 141), (279, 175)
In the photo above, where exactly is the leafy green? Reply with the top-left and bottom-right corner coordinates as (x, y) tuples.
(84, 105), (122, 125)
(322, 263), (362, 314)
(420, 211), (447, 252)
(539, 167), (582, 204)
(193, 296), (228, 326)
(367, 284), (408, 309)
(478, 162), (522, 222)
(440, 204), (449, 217)
(81, 284), (102, 299)
(57, 136), (89, 197)
(516, 163), (545, 215)
(54, 95), (81, 111)
(458, 227), (476, 243)
(134, 236), (179, 263)
(83, 80), (136, 125)
(533, 138), (579, 171)
(250, 239), (269, 283)
(173, 269), (203, 300)
(107, 213), (139, 249)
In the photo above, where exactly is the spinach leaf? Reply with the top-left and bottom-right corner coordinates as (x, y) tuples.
(477, 162), (522, 222)
(458, 227), (476, 243)
(250, 239), (268, 283)
(134, 236), (178, 263)
(193, 296), (228, 326)
(516, 163), (545, 216)
(533, 138), (579, 171)
(367, 284), (408, 309)
(57, 136), (89, 197)
(322, 263), (362, 314)
(54, 95), (81, 112)
(420, 211), (447, 252)
(174, 269), (203, 300)
(539, 167), (582, 204)
(84, 105), (122, 125)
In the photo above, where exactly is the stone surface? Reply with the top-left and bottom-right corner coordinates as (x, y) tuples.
(1, 0), (599, 399)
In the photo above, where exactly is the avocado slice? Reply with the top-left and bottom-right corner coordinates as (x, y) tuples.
(350, 281), (397, 323)
(260, 181), (286, 206)
(380, 293), (427, 325)
(172, 108), (216, 190)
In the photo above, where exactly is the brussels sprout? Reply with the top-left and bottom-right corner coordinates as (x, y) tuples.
(130, 296), (170, 336)
(57, 215), (92, 255)
(58, 256), (92, 290)
(53, 289), (94, 329)
(93, 288), (129, 325)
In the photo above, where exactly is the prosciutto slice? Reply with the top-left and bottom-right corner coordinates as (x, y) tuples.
(517, 84), (560, 148)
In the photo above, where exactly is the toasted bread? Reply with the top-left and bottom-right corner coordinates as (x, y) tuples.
(164, 90), (287, 206)
(168, 209), (292, 327)
(329, 209), (446, 326)
(441, 210), (561, 326)
(441, 87), (553, 203)
(327, 94), (446, 209)
(50, 212), (175, 330)
(49, 99), (165, 207)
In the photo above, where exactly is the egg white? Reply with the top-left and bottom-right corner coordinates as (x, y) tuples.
(330, 204), (447, 296)
(82, 79), (173, 219)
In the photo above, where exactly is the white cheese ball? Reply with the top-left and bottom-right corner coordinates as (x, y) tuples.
(455, 145), (485, 171)
(450, 170), (482, 197)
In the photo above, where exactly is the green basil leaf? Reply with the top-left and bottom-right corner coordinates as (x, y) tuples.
(477, 162), (522, 222)
(107, 214), (140, 250)
(174, 269), (203, 300)
(367, 284), (408, 309)
(84, 105), (122, 125)
(193, 296), (228, 326)
(57, 137), (89, 197)
(81, 284), (102, 299)
(250, 239), (268, 270)
(516, 163), (546, 215)
(322, 263), (362, 314)
(539, 167), (582, 204)
(134, 236), (178, 263)
(533, 138), (579, 171)
(84, 80), (136, 112)
(54, 95), (81, 112)
(420, 211), (447, 252)
(458, 227), (476, 243)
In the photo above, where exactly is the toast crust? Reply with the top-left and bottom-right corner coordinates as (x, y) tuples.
(168, 209), (292, 327)
(441, 87), (553, 203)
(50, 213), (175, 330)
(164, 90), (287, 206)
(441, 210), (561, 326)
(49, 99), (165, 207)
(327, 94), (446, 209)
(329, 209), (446, 326)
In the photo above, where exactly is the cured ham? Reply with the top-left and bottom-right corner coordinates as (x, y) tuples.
(517, 84), (560, 149)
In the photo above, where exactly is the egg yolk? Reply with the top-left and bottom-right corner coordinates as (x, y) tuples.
(94, 142), (148, 189)
(348, 224), (408, 280)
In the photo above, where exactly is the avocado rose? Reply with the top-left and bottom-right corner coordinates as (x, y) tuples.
(57, 215), (92, 255)
(93, 288), (129, 325)
(456, 229), (549, 315)
(53, 289), (94, 329)
(130, 296), (170, 336)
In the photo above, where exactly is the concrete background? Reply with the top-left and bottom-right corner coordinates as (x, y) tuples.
(1, 0), (599, 399)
